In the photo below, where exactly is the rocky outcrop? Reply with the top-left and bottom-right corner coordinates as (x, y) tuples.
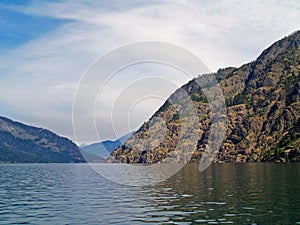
(0, 116), (85, 163)
(109, 31), (300, 163)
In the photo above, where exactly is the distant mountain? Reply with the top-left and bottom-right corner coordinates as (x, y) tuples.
(81, 131), (135, 161)
(110, 31), (300, 163)
(0, 116), (85, 163)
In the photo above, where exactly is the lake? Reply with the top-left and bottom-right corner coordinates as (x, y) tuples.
(0, 163), (299, 224)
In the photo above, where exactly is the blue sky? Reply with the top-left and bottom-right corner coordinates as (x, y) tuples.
(0, 0), (299, 144)
(0, 0), (68, 52)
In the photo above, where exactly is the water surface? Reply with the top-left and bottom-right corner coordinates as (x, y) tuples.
(0, 163), (299, 224)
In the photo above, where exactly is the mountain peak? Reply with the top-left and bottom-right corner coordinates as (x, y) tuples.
(109, 31), (300, 163)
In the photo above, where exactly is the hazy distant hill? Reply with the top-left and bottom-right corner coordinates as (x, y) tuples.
(110, 31), (300, 163)
(81, 132), (134, 161)
(0, 116), (85, 163)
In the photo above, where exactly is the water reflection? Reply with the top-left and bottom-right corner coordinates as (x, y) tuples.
(142, 163), (300, 224)
(0, 163), (299, 224)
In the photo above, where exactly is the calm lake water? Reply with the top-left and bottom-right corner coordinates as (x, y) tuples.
(0, 163), (300, 224)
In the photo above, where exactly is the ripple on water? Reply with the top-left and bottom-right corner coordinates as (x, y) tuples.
(0, 163), (300, 224)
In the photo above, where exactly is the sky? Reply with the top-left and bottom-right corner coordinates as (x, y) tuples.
(0, 0), (299, 144)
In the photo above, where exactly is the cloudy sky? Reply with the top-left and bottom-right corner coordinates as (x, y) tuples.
(0, 0), (299, 144)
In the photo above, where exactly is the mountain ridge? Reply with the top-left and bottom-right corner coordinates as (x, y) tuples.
(80, 131), (135, 161)
(0, 116), (85, 163)
(109, 30), (300, 163)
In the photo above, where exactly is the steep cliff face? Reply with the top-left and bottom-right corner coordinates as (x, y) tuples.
(0, 116), (85, 163)
(109, 31), (300, 163)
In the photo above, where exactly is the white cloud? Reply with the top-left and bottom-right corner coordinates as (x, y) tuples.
(0, 0), (299, 143)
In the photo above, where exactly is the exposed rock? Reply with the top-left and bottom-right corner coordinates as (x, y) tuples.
(109, 31), (300, 163)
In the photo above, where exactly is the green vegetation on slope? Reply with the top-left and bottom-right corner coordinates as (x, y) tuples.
(0, 116), (85, 163)
(109, 31), (300, 163)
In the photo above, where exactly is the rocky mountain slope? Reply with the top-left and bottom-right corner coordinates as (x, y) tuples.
(109, 31), (300, 163)
(0, 116), (85, 163)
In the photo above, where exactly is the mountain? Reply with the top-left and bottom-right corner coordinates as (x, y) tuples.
(81, 131), (135, 161)
(0, 116), (85, 163)
(109, 31), (300, 163)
